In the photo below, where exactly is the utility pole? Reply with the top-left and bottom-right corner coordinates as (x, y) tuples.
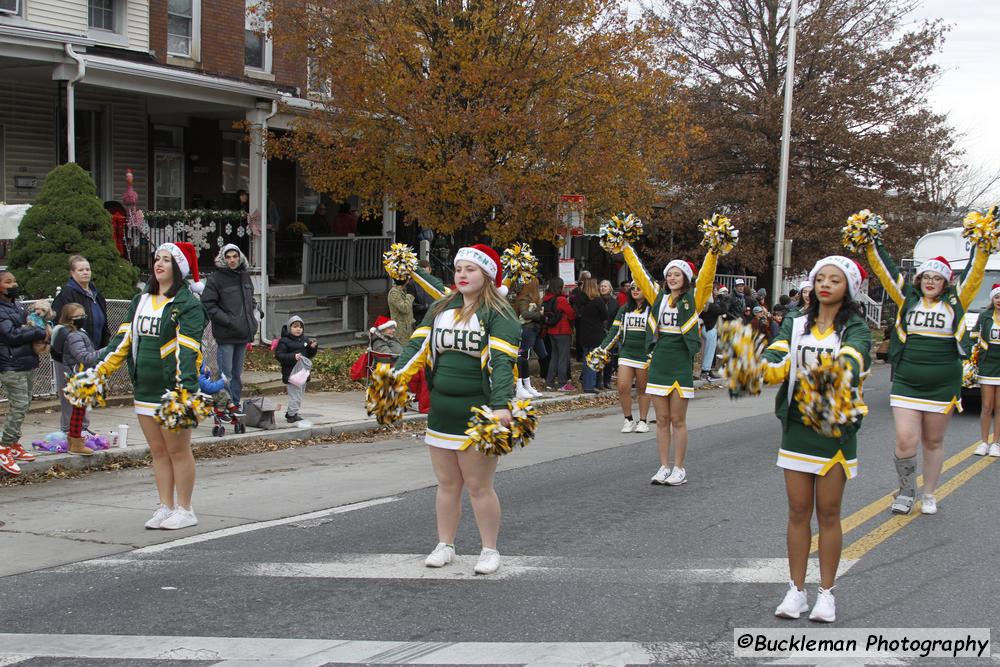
(773, 0), (799, 297)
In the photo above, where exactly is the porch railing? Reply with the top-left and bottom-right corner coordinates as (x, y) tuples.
(301, 235), (392, 287)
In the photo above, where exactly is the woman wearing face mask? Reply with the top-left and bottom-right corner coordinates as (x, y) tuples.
(96, 243), (206, 530)
(973, 284), (1000, 458)
(864, 229), (989, 515)
(621, 242), (723, 486)
(763, 256), (871, 623)
(51, 255), (110, 439)
(394, 245), (521, 576)
(56, 303), (103, 456)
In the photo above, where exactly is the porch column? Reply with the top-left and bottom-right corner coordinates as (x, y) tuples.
(381, 192), (396, 239)
(245, 107), (268, 272)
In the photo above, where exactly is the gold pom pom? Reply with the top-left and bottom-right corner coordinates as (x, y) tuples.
(599, 213), (644, 253)
(841, 209), (886, 253)
(963, 344), (982, 389)
(962, 206), (1000, 254)
(64, 368), (108, 409)
(382, 243), (419, 281)
(365, 362), (410, 426)
(699, 213), (739, 256)
(793, 352), (863, 438)
(464, 399), (538, 456)
(501, 243), (539, 288)
(718, 319), (766, 398)
(154, 386), (215, 431)
(585, 347), (612, 372)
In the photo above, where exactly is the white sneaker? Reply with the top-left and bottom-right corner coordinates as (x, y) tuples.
(650, 465), (670, 485)
(665, 467), (688, 486)
(527, 383), (543, 398)
(144, 504), (175, 530)
(424, 542), (455, 568)
(809, 587), (836, 622)
(621, 419), (635, 433)
(774, 581), (809, 619)
(634, 420), (650, 433)
(473, 548), (501, 575)
(974, 442), (989, 456)
(990, 443), (1000, 457)
(921, 494), (938, 515)
(159, 507), (198, 530)
(515, 381), (533, 400)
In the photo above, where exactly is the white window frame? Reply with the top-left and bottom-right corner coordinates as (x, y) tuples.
(167, 0), (200, 61)
(0, 0), (22, 18)
(221, 132), (250, 194)
(154, 150), (185, 211)
(244, 0), (272, 74)
(88, 0), (128, 45)
(307, 55), (332, 98)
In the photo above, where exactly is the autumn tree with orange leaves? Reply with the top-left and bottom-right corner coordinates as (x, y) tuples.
(265, 0), (697, 244)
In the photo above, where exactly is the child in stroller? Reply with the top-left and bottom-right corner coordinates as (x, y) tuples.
(198, 364), (246, 436)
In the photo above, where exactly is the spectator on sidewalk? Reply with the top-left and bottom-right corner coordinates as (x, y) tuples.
(728, 278), (753, 320)
(598, 279), (619, 389)
(370, 317), (403, 357)
(576, 278), (609, 394)
(513, 278), (546, 398)
(51, 255), (110, 438)
(543, 277), (575, 391)
(96, 242), (206, 530)
(275, 315), (319, 424)
(0, 271), (48, 476)
(388, 277), (416, 343)
(56, 303), (103, 456)
(699, 285), (725, 381)
(201, 244), (256, 410)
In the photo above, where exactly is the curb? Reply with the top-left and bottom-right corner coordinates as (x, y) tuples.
(13, 391), (622, 477)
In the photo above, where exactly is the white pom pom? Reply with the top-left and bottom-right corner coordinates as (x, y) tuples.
(190, 280), (206, 295)
(498, 284), (509, 297)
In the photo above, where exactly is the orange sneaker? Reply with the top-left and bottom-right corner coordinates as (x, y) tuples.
(0, 447), (22, 476)
(8, 443), (36, 462)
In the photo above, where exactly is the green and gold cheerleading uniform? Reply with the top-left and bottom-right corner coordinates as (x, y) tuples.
(99, 287), (206, 415)
(395, 287), (521, 450)
(865, 239), (985, 414)
(763, 312), (871, 479)
(597, 305), (650, 369)
(622, 245), (719, 398)
(975, 309), (1000, 385)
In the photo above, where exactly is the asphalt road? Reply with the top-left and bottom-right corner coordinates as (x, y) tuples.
(1, 364), (999, 666)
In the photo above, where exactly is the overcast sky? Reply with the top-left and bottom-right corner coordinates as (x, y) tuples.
(907, 0), (1000, 194)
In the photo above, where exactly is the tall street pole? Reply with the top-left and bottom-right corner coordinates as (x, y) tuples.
(773, 0), (799, 297)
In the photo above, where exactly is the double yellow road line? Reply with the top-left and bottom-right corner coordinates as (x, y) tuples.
(809, 440), (998, 561)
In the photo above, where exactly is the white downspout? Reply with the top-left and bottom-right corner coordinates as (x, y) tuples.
(64, 44), (86, 163)
(258, 99), (279, 343)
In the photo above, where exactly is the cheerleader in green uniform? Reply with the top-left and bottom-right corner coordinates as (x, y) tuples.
(97, 242), (206, 530)
(394, 244), (521, 575)
(763, 256), (871, 623)
(622, 242), (721, 486)
(865, 238), (988, 515)
(974, 284), (1000, 458)
(595, 281), (651, 434)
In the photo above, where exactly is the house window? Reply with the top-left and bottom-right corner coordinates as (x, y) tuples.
(222, 135), (250, 194)
(0, 0), (22, 17)
(307, 56), (331, 97)
(245, 0), (271, 72)
(74, 108), (111, 200)
(154, 152), (184, 210)
(88, 0), (115, 30)
(168, 0), (199, 58)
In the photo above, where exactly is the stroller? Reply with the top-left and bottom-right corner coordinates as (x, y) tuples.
(198, 365), (246, 437)
(349, 327), (400, 387)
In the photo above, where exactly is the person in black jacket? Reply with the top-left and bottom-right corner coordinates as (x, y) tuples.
(599, 280), (619, 390)
(201, 244), (257, 409)
(576, 278), (609, 394)
(50, 255), (111, 437)
(699, 285), (725, 381)
(0, 271), (48, 476)
(275, 315), (319, 423)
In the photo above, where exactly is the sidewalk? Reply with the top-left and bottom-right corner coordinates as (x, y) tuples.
(8, 369), (722, 477)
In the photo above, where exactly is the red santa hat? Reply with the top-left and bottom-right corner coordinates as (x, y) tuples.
(370, 315), (397, 334)
(916, 256), (952, 282)
(808, 255), (867, 299)
(156, 241), (203, 292)
(990, 283), (1000, 300)
(663, 259), (697, 283)
(454, 244), (507, 296)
